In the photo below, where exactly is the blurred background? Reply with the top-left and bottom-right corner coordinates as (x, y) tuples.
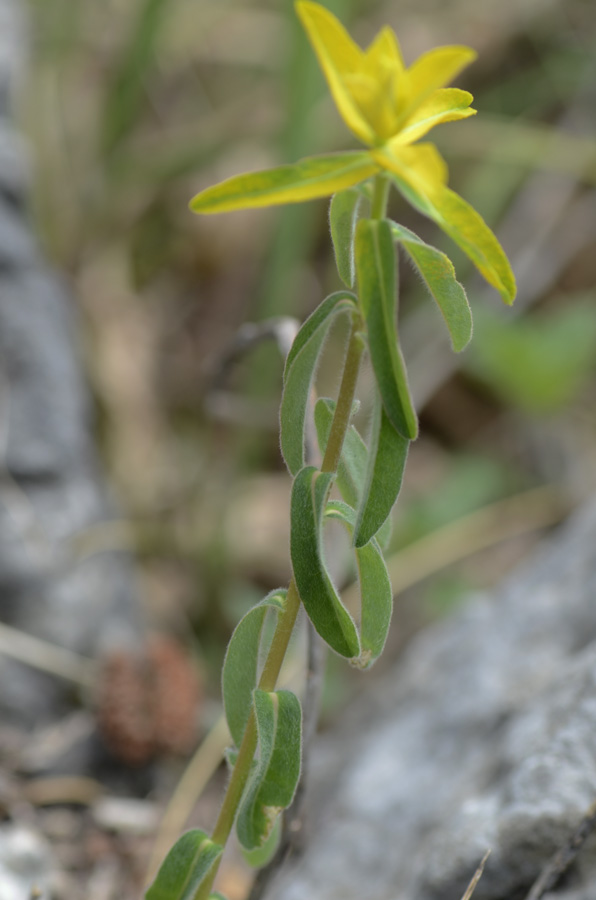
(13, 0), (596, 893)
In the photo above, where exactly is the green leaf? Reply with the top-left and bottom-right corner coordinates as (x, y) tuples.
(388, 174), (516, 304)
(290, 466), (360, 657)
(389, 221), (473, 352)
(242, 815), (282, 869)
(326, 502), (393, 668)
(314, 397), (392, 549)
(355, 219), (418, 439)
(314, 397), (367, 509)
(354, 392), (409, 548)
(222, 589), (287, 747)
(145, 830), (222, 900)
(329, 189), (361, 287)
(237, 690), (302, 851)
(189, 152), (379, 214)
(280, 292), (357, 475)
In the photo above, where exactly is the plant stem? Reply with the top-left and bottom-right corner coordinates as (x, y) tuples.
(209, 580), (301, 852)
(320, 320), (365, 474)
(194, 314), (366, 900)
(371, 174), (389, 220)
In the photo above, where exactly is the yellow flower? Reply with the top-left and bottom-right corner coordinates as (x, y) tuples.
(296, 1), (476, 147)
(190, 2), (515, 303)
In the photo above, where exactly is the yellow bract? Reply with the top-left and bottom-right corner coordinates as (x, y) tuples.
(189, 1), (516, 303)
(296, 1), (477, 146)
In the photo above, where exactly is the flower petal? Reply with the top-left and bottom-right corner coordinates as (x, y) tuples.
(189, 152), (379, 214)
(295, 1), (376, 144)
(406, 45), (477, 109)
(364, 25), (405, 73)
(393, 88), (476, 145)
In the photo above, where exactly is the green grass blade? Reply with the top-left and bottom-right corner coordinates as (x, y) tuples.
(102, 0), (168, 155)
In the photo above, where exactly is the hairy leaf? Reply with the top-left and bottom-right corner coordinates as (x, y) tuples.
(355, 218), (418, 439)
(354, 392), (409, 548)
(329, 189), (361, 287)
(314, 397), (367, 509)
(281, 292), (357, 475)
(222, 589), (287, 747)
(390, 220), (472, 352)
(291, 466), (360, 657)
(242, 816), (282, 868)
(326, 501), (393, 667)
(236, 690), (302, 850)
(385, 168), (516, 303)
(145, 830), (222, 900)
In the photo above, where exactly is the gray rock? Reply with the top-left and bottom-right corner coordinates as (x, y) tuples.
(0, 825), (55, 900)
(266, 501), (596, 900)
(0, 0), (141, 728)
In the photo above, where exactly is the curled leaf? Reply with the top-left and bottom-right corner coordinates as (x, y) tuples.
(222, 589), (287, 747)
(281, 292), (357, 475)
(145, 830), (222, 900)
(291, 466), (360, 657)
(326, 501), (393, 667)
(354, 391), (409, 548)
(236, 690), (302, 851)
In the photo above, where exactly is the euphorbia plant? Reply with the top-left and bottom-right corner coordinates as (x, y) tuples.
(146, 4), (516, 899)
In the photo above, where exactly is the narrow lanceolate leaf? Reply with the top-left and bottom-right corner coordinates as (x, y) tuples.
(326, 502), (393, 668)
(291, 466), (360, 657)
(329, 189), (361, 287)
(236, 690), (302, 851)
(281, 292), (357, 475)
(222, 589), (287, 747)
(145, 830), (222, 900)
(385, 165), (516, 304)
(390, 220), (472, 352)
(314, 397), (367, 509)
(355, 218), (418, 439)
(354, 392), (409, 548)
(189, 152), (379, 214)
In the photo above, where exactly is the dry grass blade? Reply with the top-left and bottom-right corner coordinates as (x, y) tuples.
(0, 621), (96, 688)
(461, 850), (490, 900)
